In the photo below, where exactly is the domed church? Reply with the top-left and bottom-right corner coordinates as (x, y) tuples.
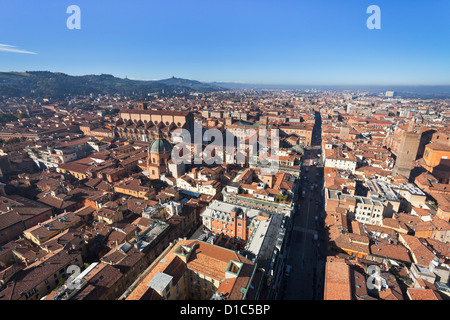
(147, 129), (172, 180)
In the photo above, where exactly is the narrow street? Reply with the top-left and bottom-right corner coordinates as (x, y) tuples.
(281, 110), (326, 300)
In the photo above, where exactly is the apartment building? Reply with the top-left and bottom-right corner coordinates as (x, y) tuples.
(279, 124), (313, 146)
(324, 148), (358, 173)
(113, 177), (156, 200)
(23, 210), (86, 246)
(176, 174), (221, 197)
(222, 168), (298, 216)
(124, 240), (263, 300)
(366, 179), (401, 216)
(201, 200), (265, 242)
(46, 262), (125, 300)
(0, 195), (53, 245)
(0, 248), (83, 300)
(390, 183), (427, 212)
(325, 189), (387, 226)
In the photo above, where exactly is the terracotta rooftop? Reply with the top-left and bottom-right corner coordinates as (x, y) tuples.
(125, 240), (255, 300)
(324, 257), (352, 300)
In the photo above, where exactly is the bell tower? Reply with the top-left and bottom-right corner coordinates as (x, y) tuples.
(147, 129), (173, 180)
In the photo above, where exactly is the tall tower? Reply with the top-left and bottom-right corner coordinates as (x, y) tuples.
(230, 207), (248, 241)
(392, 119), (422, 180)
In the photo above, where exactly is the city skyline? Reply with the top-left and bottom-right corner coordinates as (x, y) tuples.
(1, 0), (450, 86)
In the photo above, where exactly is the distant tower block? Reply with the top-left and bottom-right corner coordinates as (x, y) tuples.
(392, 121), (422, 180)
(137, 102), (148, 110)
(385, 91), (394, 98)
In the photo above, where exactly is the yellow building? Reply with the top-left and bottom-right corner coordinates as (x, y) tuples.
(113, 178), (156, 200)
(57, 162), (89, 180)
(23, 211), (84, 246)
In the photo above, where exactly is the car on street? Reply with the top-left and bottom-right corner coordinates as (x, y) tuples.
(285, 265), (292, 277)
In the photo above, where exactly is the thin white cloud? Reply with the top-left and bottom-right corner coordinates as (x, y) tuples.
(0, 44), (37, 54)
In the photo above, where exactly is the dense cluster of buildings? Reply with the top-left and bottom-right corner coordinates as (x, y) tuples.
(0, 89), (449, 301)
(0, 91), (307, 300)
(320, 93), (450, 300)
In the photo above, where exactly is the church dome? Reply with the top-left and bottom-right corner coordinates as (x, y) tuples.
(149, 137), (172, 153)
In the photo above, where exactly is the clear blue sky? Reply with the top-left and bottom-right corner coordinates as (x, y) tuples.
(0, 0), (449, 85)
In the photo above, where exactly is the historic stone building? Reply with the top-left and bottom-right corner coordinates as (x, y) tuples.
(115, 108), (194, 142)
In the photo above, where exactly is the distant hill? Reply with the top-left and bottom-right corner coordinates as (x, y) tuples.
(157, 76), (218, 91)
(0, 71), (225, 99)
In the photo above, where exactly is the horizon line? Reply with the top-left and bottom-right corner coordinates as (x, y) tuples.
(2, 70), (450, 88)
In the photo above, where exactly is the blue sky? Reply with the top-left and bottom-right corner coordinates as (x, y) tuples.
(0, 0), (449, 85)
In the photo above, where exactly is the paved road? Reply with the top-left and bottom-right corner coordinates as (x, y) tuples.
(281, 111), (326, 300)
